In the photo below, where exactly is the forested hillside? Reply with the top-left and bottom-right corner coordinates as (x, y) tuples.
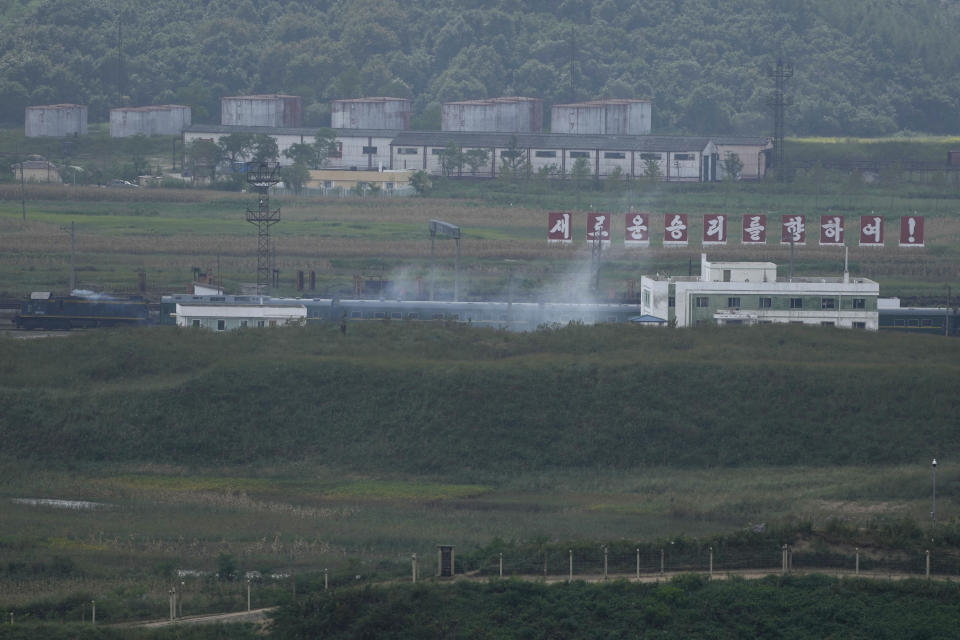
(1, 0), (958, 135)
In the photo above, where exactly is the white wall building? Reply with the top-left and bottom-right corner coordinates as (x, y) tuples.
(640, 254), (879, 329)
(176, 303), (306, 331)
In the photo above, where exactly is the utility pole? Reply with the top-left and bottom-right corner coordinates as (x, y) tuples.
(20, 153), (26, 222)
(61, 221), (76, 291)
(767, 57), (793, 181)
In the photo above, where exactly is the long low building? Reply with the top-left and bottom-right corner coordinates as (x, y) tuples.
(183, 124), (770, 182)
(639, 254), (879, 329)
(175, 303), (306, 331)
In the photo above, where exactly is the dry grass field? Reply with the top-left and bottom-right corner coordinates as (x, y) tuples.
(1, 184), (959, 300)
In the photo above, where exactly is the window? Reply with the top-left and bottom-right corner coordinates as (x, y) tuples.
(922, 319), (933, 327)
(216, 320), (225, 331)
(432, 313), (444, 320)
(821, 321), (835, 327)
(908, 319), (920, 327)
(384, 182), (394, 190)
(191, 319), (200, 328)
(374, 312), (385, 319)
(569, 151), (590, 159)
(323, 180), (333, 188)
(790, 297), (803, 309)
(695, 296), (709, 308)
(362, 146), (377, 154)
(790, 321), (804, 324)
(257, 320), (265, 328)
(351, 311), (362, 319)
(895, 319), (906, 326)
(431, 148), (445, 155)
(397, 147), (418, 155)
(240, 320), (248, 328)
(853, 322), (866, 329)
(642, 290), (651, 306)
(603, 152), (625, 159)
(639, 153), (661, 160)
(329, 142), (343, 159)
(852, 298), (866, 309)
(668, 296), (675, 308)
(821, 297), (836, 310)
(269, 320), (277, 327)
(727, 297), (740, 308)
(759, 297), (772, 308)
(535, 150), (557, 158)
(674, 153), (694, 161)
(391, 312), (402, 319)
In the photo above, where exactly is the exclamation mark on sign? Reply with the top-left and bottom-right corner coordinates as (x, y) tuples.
(908, 217), (916, 243)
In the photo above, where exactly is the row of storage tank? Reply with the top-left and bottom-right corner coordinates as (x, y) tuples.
(25, 96), (651, 137)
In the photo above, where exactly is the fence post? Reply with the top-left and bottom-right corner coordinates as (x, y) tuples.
(636, 548), (640, 581)
(324, 568), (328, 591)
(412, 554), (417, 583)
(91, 600), (95, 625)
(499, 552), (503, 578)
(855, 548), (859, 576)
(660, 548), (664, 577)
(603, 546), (608, 581)
(926, 550), (930, 579)
(781, 544), (787, 574)
(568, 549), (573, 583)
(246, 579), (251, 612)
(709, 547), (714, 578)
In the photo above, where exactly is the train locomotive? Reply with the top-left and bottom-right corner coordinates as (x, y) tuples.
(15, 292), (150, 330)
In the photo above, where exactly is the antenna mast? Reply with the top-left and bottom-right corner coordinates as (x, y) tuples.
(245, 162), (281, 296)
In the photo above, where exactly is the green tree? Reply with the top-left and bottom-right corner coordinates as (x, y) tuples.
(643, 158), (662, 180)
(186, 139), (222, 183)
(499, 136), (528, 179)
(313, 128), (339, 168)
(280, 162), (311, 195)
(283, 143), (318, 168)
(251, 134), (279, 164)
(439, 142), (463, 177)
(219, 133), (255, 167)
(722, 152), (743, 181)
(463, 148), (490, 175)
(408, 170), (432, 195)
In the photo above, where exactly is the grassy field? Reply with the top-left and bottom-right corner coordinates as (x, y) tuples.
(1, 178), (959, 302)
(1, 324), (959, 622)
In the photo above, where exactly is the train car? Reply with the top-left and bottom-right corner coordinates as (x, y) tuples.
(161, 293), (643, 332)
(877, 306), (959, 336)
(16, 292), (150, 330)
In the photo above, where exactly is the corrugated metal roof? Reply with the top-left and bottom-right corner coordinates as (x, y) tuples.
(554, 99), (652, 106)
(391, 131), (714, 152)
(176, 304), (306, 318)
(185, 124), (402, 137)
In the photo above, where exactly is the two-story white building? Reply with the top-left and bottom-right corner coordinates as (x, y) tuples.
(639, 254), (879, 329)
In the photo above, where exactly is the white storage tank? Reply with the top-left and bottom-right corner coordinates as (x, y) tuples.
(331, 98), (411, 130)
(441, 97), (543, 133)
(25, 104), (88, 137)
(551, 99), (652, 135)
(110, 105), (192, 137)
(221, 95), (302, 127)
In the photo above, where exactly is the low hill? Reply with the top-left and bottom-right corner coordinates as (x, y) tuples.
(1, 323), (957, 475)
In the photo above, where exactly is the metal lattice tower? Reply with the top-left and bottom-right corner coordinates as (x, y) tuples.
(245, 162), (281, 295)
(766, 57), (793, 181)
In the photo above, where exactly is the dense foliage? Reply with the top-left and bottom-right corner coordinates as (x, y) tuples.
(1, 323), (957, 473)
(1, 0), (959, 135)
(270, 577), (960, 639)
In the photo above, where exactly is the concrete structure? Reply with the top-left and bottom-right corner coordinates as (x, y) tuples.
(307, 168), (413, 193)
(221, 95), (302, 128)
(25, 104), (87, 137)
(390, 131), (725, 181)
(331, 98), (411, 130)
(713, 137), (773, 180)
(10, 159), (61, 183)
(110, 105), (191, 137)
(639, 254), (879, 329)
(551, 99), (652, 136)
(175, 303), (306, 331)
(441, 97), (543, 133)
